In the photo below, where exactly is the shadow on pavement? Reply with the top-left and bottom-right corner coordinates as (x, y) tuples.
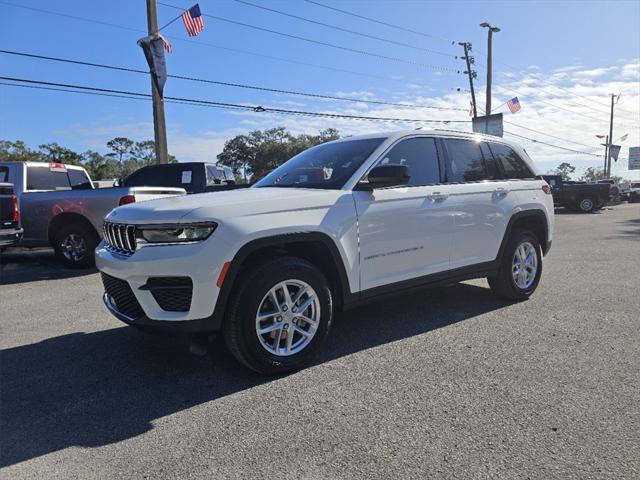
(0, 282), (510, 467)
(0, 248), (96, 285)
(614, 217), (640, 239)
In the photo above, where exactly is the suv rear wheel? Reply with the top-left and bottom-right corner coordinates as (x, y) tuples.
(223, 256), (333, 374)
(488, 229), (542, 301)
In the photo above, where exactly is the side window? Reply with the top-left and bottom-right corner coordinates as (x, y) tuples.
(0, 166), (8, 182)
(490, 143), (534, 179)
(26, 167), (71, 190)
(444, 139), (488, 183)
(480, 143), (500, 179)
(68, 169), (92, 189)
(376, 137), (440, 186)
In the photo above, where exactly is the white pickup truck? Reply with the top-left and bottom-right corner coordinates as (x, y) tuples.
(0, 161), (184, 267)
(96, 130), (554, 374)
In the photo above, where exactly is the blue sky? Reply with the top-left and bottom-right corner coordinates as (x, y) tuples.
(1, 0), (639, 178)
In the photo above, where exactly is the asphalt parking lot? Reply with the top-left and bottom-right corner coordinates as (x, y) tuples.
(1, 204), (639, 479)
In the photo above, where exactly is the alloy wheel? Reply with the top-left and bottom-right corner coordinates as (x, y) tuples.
(255, 279), (320, 356)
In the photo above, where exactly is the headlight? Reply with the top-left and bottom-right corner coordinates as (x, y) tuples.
(137, 222), (217, 244)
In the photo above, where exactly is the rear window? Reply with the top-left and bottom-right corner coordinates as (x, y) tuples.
(631, 182), (640, 188)
(27, 167), (71, 190)
(444, 139), (488, 183)
(489, 143), (534, 179)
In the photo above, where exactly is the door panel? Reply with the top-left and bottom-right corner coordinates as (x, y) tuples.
(354, 185), (453, 290)
(447, 181), (514, 268)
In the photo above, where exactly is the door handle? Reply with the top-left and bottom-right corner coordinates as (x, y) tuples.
(494, 187), (509, 196)
(427, 191), (448, 201)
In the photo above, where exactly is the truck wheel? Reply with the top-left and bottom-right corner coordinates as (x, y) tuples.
(578, 197), (595, 213)
(488, 229), (542, 301)
(53, 223), (99, 269)
(223, 256), (333, 374)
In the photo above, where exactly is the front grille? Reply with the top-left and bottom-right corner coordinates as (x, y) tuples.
(103, 222), (136, 255)
(147, 277), (193, 312)
(101, 273), (144, 319)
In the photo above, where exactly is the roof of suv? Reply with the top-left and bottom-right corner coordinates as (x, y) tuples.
(332, 129), (520, 146)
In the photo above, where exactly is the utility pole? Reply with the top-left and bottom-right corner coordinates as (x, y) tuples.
(146, 0), (169, 164)
(480, 22), (500, 116)
(606, 93), (620, 178)
(459, 42), (477, 118)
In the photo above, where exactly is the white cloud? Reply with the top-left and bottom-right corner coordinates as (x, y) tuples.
(51, 59), (640, 179)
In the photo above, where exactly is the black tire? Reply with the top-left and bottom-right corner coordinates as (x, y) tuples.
(577, 197), (596, 213)
(223, 256), (333, 374)
(488, 229), (543, 301)
(53, 222), (99, 269)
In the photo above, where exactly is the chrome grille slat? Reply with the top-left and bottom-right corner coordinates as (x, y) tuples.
(103, 221), (136, 256)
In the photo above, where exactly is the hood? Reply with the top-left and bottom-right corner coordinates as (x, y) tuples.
(105, 187), (343, 224)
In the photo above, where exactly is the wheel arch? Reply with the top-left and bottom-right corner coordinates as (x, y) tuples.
(48, 212), (99, 245)
(497, 210), (549, 259)
(211, 232), (352, 329)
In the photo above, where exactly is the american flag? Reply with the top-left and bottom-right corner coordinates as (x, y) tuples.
(507, 96), (521, 114)
(182, 4), (205, 37)
(159, 34), (172, 54)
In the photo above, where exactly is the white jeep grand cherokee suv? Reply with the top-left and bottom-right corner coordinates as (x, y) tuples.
(96, 130), (554, 374)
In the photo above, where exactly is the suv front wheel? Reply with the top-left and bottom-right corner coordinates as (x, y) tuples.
(488, 229), (543, 301)
(223, 256), (333, 374)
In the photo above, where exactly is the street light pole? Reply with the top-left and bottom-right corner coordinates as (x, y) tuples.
(146, 0), (169, 164)
(480, 22), (500, 116)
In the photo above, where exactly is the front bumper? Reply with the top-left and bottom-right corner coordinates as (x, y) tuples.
(103, 293), (218, 333)
(95, 238), (232, 331)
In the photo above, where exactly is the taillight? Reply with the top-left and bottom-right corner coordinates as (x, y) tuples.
(119, 194), (136, 206)
(542, 184), (552, 195)
(11, 195), (20, 222)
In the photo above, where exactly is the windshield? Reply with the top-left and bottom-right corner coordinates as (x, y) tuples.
(253, 137), (385, 189)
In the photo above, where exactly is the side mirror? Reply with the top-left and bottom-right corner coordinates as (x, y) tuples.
(357, 164), (410, 190)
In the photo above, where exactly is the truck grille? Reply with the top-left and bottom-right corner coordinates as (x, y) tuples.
(103, 222), (137, 255)
(147, 277), (193, 312)
(101, 273), (144, 319)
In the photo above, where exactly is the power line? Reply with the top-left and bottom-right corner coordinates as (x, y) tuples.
(303, 0), (455, 43)
(0, 76), (471, 124)
(504, 120), (602, 150)
(0, 1), (420, 84)
(232, 0), (455, 58)
(0, 50), (467, 112)
(158, 2), (459, 72)
(503, 131), (602, 157)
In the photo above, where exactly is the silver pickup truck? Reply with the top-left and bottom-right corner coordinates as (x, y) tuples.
(0, 161), (185, 268)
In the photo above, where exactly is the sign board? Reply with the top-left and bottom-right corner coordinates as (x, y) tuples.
(629, 146), (640, 170)
(472, 113), (503, 137)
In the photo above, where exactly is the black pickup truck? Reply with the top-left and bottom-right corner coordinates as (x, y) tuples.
(542, 175), (610, 213)
(0, 182), (23, 249)
(122, 162), (248, 194)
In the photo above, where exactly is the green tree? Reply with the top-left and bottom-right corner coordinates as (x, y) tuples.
(38, 143), (83, 165)
(552, 162), (576, 181)
(0, 140), (43, 162)
(83, 150), (121, 180)
(217, 127), (341, 182)
(106, 137), (135, 165)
